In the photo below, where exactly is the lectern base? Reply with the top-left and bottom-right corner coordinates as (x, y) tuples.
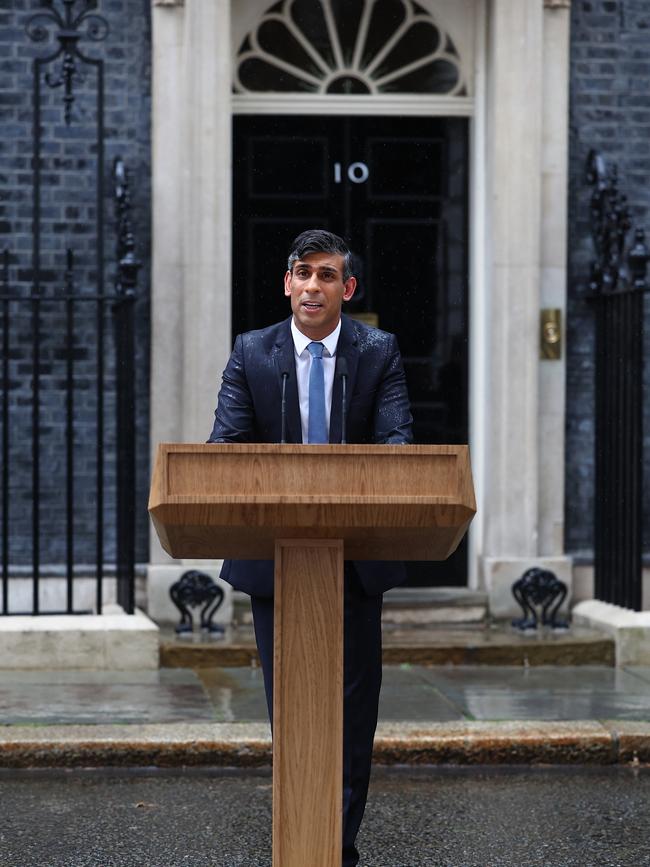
(273, 539), (344, 867)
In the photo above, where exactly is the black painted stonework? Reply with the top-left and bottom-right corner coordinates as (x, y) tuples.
(0, 1), (151, 566)
(566, 0), (650, 557)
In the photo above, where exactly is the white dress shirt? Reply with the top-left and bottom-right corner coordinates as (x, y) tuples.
(291, 317), (341, 443)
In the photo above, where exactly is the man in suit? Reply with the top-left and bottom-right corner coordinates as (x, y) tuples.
(209, 229), (413, 867)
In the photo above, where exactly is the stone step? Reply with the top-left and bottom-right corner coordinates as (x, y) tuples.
(232, 586), (489, 627)
(159, 623), (615, 668)
(382, 587), (488, 625)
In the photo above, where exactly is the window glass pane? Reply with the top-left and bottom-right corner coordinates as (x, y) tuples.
(238, 59), (317, 93)
(380, 60), (460, 94)
(291, 0), (336, 69)
(329, 0), (365, 65)
(258, 20), (323, 78)
(361, 0), (407, 69)
(373, 22), (441, 80)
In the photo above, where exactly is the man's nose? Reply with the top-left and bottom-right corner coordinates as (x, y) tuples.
(305, 273), (320, 290)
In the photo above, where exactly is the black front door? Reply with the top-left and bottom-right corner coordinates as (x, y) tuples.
(233, 114), (469, 586)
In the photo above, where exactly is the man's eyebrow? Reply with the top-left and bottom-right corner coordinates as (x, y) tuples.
(294, 262), (340, 274)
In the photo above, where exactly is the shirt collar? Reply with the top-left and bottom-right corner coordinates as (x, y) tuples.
(291, 317), (341, 358)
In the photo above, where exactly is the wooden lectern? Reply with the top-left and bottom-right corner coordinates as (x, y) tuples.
(149, 443), (475, 867)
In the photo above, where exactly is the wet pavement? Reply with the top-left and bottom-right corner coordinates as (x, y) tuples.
(3, 664), (650, 726)
(0, 669), (215, 725)
(1, 664), (650, 769)
(2, 765), (650, 866)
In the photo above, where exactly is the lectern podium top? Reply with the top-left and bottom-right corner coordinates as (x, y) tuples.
(149, 443), (475, 561)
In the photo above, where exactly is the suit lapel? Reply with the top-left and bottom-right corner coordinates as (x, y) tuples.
(272, 318), (302, 443)
(330, 315), (359, 444)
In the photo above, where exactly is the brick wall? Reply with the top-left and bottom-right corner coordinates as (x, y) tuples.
(0, 0), (151, 569)
(566, 0), (650, 557)
(3, 0), (647, 570)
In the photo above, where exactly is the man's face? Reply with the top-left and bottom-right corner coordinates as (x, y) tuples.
(284, 251), (357, 340)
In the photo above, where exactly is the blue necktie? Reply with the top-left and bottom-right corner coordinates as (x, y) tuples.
(307, 342), (328, 443)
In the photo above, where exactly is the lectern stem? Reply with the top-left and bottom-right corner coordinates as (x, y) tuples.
(273, 538), (344, 867)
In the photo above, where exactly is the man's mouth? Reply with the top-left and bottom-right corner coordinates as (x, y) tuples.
(301, 301), (322, 310)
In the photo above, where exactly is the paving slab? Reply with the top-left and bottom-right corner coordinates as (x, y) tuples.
(623, 665), (650, 685)
(195, 667), (269, 722)
(378, 665), (464, 721)
(3, 664), (650, 727)
(419, 665), (650, 722)
(0, 669), (215, 725)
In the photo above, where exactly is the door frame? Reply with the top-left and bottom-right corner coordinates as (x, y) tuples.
(229, 2), (487, 589)
(149, 0), (574, 619)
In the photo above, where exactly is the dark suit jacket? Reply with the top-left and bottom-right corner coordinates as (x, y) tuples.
(208, 314), (413, 597)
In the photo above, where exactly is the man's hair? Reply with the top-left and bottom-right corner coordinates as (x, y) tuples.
(287, 229), (354, 281)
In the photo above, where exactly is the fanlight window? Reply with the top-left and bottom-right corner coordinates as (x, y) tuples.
(234, 0), (466, 96)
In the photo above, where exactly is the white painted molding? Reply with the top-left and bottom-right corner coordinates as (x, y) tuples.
(232, 93), (474, 116)
(467, 0), (487, 589)
(538, 0), (571, 557)
(481, 0), (543, 560)
(180, 0), (232, 444)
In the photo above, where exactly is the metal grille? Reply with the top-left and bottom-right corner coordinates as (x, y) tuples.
(587, 150), (650, 610)
(0, 1), (138, 615)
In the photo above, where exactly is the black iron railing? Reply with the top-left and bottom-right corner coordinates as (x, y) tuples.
(1, 251), (9, 617)
(587, 150), (650, 611)
(0, 251), (133, 613)
(113, 157), (140, 614)
(0, 1), (139, 615)
(1, 192), (139, 615)
(24, 0), (110, 613)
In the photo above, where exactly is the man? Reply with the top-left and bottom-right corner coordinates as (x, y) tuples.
(209, 229), (413, 867)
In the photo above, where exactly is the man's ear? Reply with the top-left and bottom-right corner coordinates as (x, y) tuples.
(342, 276), (357, 302)
(284, 270), (292, 297)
